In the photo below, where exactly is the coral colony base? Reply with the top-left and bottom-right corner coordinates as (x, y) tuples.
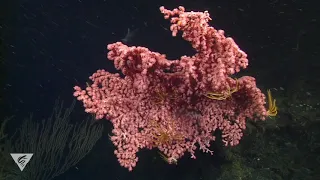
(73, 6), (277, 171)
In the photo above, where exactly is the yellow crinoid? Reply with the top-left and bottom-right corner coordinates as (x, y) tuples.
(266, 89), (278, 116)
(150, 118), (184, 147)
(152, 89), (178, 105)
(205, 78), (239, 100)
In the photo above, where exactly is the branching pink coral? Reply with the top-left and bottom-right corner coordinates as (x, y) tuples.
(73, 6), (268, 171)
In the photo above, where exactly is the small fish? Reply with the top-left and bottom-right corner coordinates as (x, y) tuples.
(121, 28), (139, 44)
(158, 152), (178, 165)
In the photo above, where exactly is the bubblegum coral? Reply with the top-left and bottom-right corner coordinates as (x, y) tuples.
(73, 6), (275, 171)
